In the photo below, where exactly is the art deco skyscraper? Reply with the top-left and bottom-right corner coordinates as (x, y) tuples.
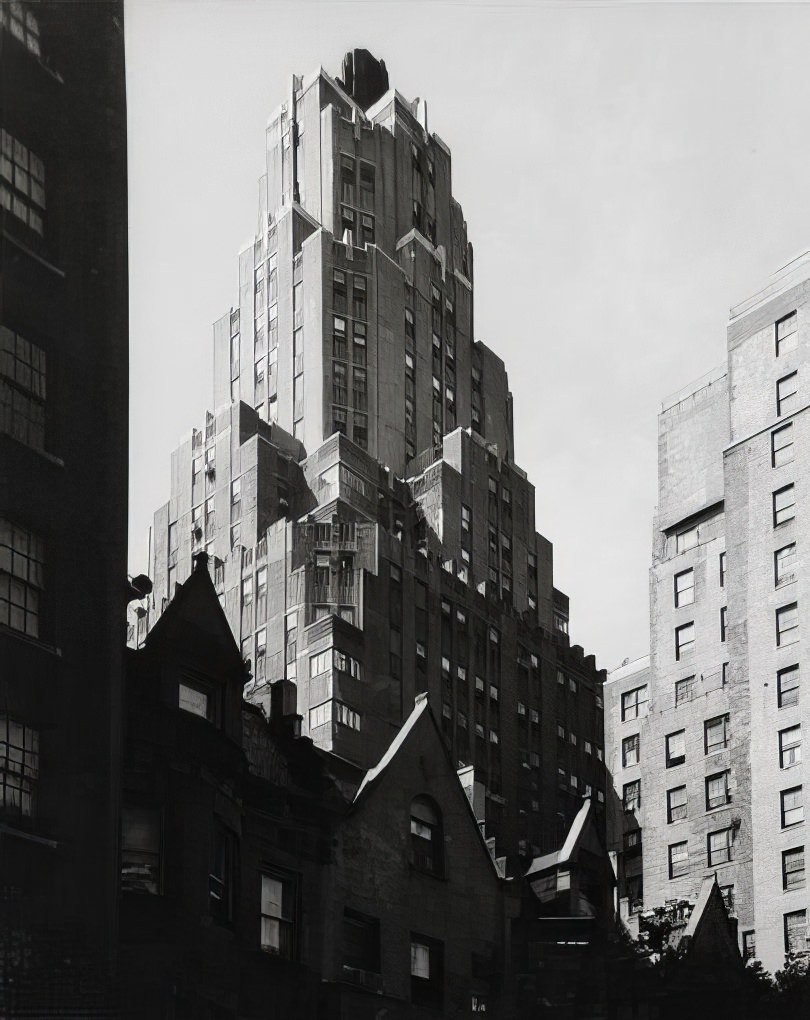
(141, 51), (605, 865)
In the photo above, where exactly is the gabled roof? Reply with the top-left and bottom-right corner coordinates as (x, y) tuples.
(353, 693), (430, 803)
(525, 797), (597, 877)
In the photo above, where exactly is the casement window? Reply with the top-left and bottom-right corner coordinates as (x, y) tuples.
(777, 603), (799, 647)
(209, 823), (237, 924)
(120, 805), (161, 895)
(411, 797), (443, 876)
(776, 543), (797, 586)
(777, 372), (799, 417)
(781, 786), (804, 828)
(780, 726), (802, 769)
(666, 730), (686, 767)
(668, 841), (689, 879)
(623, 780), (641, 812)
(676, 525), (698, 553)
(0, 517), (43, 638)
(0, 129), (45, 234)
(706, 771), (731, 809)
(707, 827), (734, 866)
(622, 734), (640, 767)
(773, 484), (796, 527)
(0, 326), (47, 451)
(776, 311), (798, 355)
(0, 715), (38, 817)
(705, 714), (729, 754)
(410, 934), (443, 1008)
(674, 569), (694, 607)
(772, 423), (795, 467)
(778, 665), (800, 708)
(621, 685), (648, 721)
(675, 622), (695, 660)
(261, 873), (296, 957)
(675, 676), (695, 706)
(667, 785), (687, 823)
(784, 910), (807, 955)
(783, 847), (805, 891)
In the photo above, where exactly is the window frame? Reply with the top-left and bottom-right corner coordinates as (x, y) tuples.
(781, 785), (804, 828)
(667, 785), (687, 824)
(668, 840), (689, 879)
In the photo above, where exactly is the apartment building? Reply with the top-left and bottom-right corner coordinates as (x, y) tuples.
(0, 1), (129, 1010)
(607, 254), (810, 974)
(138, 49), (606, 865)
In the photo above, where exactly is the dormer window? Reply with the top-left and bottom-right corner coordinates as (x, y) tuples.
(410, 796), (443, 877)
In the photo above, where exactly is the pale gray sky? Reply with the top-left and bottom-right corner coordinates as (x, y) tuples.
(126, 0), (810, 671)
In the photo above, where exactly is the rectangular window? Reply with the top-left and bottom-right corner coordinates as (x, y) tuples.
(777, 311), (799, 355)
(0, 715), (39, 817)
(784, 910), (807, 955)
(621, 685), (648, 721)
(705, 714), (729, 754)
(781, 786), (804, 827)
(779, 664), (800, 708)
(675, 622), (695, 660)
(309, 649), (331, 677)
(774, 484), (796, 527)
(777, 372), (799, 417)
(708, 827), (734, 866)
(178, 682), (209, 720)
(410, 935), (443, 1008)
(675, 676), (695, 706)
(668, 841), (689, 879)
(719, 551), (726, 588)
(0, 517), (44, 638)
(772, 423), (795, 467)
(0, 326), (47, 451)
(676, 525), (698, 553)
(742, 931), (756, 962)
(120, 805), (161, 895)
(776, 544), (798, 586)
(623, 780), (641, 812)
(777, 603), (799, 646)
(209, 823), (236, 923)
(335, 701), (361, 730)
(674, 569), (694, 607)
(0, 130), (45, 234)
(706, 771), (731, 810)
(261, 873), (295, 957)
(343, 907), (380, 973)
(783, 847), (806, 891)
(720, 606), (728, 642)
(666, 730), (686, 767)
(667, 785), (687, 823)
(780, 726), (802, 769)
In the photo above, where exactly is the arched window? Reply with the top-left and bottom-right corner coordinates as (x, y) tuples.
(410, 796), (443, 877)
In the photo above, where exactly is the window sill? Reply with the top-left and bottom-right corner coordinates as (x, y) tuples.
(0, 624), (61, 657)
(0, 432), (65, 468)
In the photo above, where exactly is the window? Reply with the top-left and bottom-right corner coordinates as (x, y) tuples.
(719, 551), (726, 588)
(261, 873), (295, 957)
(209, 823), (236, 923)
(774, 484), (795, 527)
(335, 701), (360, 730)
(333, 361), (348, 405)
(783, 847), (805, 891)
(120, 806), (161, 895)
(780, 726), (802, 769)
(705, 714), (729, 754)
(676, 525), (698, 553)
(675, 622), (695, 660)
(352, 366), (367, 411)
(659, 782), (687, 825)
(784, 909), (807, 955)
(333, 649), (361, 679)
(779, 664), (800, 708)
(777, 311), (799, 355)
(0, 129), (46, 234)
(621, 734), (639, 767)
(0, 326), (47, 450)
(309, 702), (331, 730)
(411, 797), (443, 876)
(0, 517), (43, 637)
(411, 935), (443, 1008)
(623, 780), (641, 812)
(517, 701), (526, 717)
(777, 372), (798, 417)
(343, 907), (380, 973)
(776, 544), (797, 586)
(781, 786), (804, 828)
(621, 685), (648, 721)
(0, 715), (38, 817)
(310, 649), (331, 677)
(668, 841), (689, 879)
(772, 423), (795, 467)
(742, 930), (756, 962)
(706, 771), (731, 810)
(720, 606), (728, 643)
(666, 730), (686, 767)
(674, 569), (694, 607)
(178, 682), (210, 720)
(777, 603), (799, 646)
(675, 676), (695, 706)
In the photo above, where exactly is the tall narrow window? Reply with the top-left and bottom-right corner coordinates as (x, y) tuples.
(773, 484), (796, 527)
(121, 806), (161, 895)
(675, 622), (695, 660)
(706, 771), (731, 810)
(668, 841), (689, 879)
(665, 730), (686, 767)
(777, 372), (799, 416)
(623, 780), (641, 812)
(260, 873), (295, 957)
(782, 847), (805, 891)
(622, 733), (640, 767)
(0, 715), (39, 817)
(705, 714), (729, 754)
(0, 130), (46, 235)
(0, 326), (47, 451)
(784, 910), (807, 955)
(708, 827), (734, 866)
(210, 823), (236, 923)
(781, 786), (804, 828)
(719, 551), (726, 588)
(777, 603), (799, 647)
(778, 665), (800, 708)
(780, 726), (802, 769)
(0, 517), (43, 637)
(720, 606), (728, 642)
(776, 311), (798, 355)
(674, 569), (694, 607)
(772, 423), (795, 467)
(667, 785), (687, 823)
(410, 935), (443, 1008)
(410, 796), (443, 876)
(343, 907), (380, 973)
(776, 544), (797, 586)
